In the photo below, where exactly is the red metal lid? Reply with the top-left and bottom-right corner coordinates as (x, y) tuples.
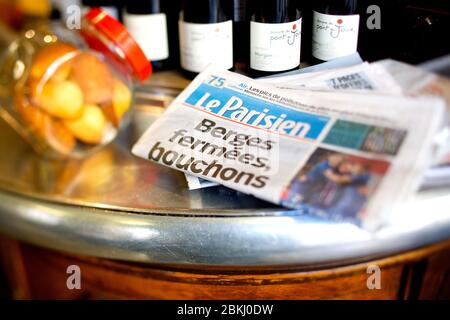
(82, 8), (152, 82)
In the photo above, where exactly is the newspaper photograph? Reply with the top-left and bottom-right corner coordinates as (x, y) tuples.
(132, 67), (445, 230)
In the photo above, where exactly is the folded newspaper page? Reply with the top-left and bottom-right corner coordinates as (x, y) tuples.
(373, 60), (450, 188)
(132, 67), (445, 230)
(261, 62), (403, 93)
(375, 60), (450, 160)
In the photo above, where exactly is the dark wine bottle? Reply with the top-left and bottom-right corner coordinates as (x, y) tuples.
(165, 0), (181, 69)
(179, 0), (233, 77)
(312, 0), (360, 61)
(250, 0), (302, 77)
(232, 0), (252, 72)
(123, 0), (170, 71)
(297, 0), (313, 63)
(81, 0), (123, 22)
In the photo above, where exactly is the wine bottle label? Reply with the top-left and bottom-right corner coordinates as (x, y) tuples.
(312, 11), (360, 61)
(179, 20), (233, 73)
(250, 18), (302, 72)
(123, 13), (170, 61)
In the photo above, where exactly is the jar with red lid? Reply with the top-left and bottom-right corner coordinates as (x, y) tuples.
(0, 8), (152, 158)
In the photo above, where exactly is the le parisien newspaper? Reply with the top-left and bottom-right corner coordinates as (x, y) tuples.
(132, 66), (446, 231)
(184, 60), (450, 189)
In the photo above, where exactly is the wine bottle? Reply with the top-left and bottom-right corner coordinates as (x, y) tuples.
(179, 0), (233, 77)
(232, 0), (252, 72)
(165, 0), (181, 69)
(123, 0), (170, 71)
(297, 0), (313, 63)
(81, 0), (123, 21)
(312, 0), (360, 62)
(249, 0), (302, 77)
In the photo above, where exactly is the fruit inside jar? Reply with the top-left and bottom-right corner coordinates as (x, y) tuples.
(16, 42), (133, 157)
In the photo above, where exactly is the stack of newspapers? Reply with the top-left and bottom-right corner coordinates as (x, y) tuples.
(132, 54), (450, 231)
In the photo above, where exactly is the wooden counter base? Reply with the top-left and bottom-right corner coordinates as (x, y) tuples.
(1, 235), (449, 300)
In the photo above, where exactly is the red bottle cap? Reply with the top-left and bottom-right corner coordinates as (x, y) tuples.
(82, 8), (152, 82)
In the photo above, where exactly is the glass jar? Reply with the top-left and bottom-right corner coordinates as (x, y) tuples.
(0, 8), (152, 158)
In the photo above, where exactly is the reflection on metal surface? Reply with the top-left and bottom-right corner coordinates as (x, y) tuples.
(0, 189), (449, 267)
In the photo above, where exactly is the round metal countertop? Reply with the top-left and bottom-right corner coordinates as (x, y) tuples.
(0, 82), (450, 268)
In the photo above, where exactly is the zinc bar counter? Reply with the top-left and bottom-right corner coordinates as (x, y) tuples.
(0, 72), (449, 299)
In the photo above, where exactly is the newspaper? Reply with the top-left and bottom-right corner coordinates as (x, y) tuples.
(132, 67), (445, 230)
(183, 61), (404, 190)
(268, 60), (450, 188)
(181, 56), (369, 191)
(267, 60), (450, 189)
(266, 60), (450, 189)
(374, 60), (450, 161)
(185, 174), (219, 190)
(372, 60), (450, 189)
(183, 59), (450, 190)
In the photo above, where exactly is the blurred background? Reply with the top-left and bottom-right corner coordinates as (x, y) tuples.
(0, 0), (449, 66)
